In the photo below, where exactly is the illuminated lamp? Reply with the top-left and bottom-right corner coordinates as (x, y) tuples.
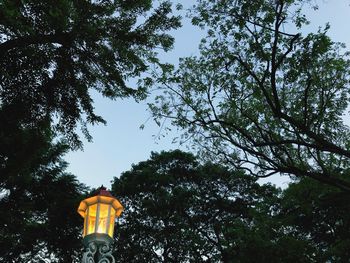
(78, 186), (123, 262)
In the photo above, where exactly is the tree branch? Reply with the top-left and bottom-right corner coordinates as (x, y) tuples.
(0, 33), (73, 55)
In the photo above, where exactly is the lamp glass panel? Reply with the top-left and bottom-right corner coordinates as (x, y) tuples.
(108, 207), (116, 237)
(96, 203), (110, 234)
(85, 203), (97, 236)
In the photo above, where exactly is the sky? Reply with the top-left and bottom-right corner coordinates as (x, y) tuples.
(65, 0), (350, 189)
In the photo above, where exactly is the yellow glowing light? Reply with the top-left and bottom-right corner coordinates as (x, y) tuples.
(77, 188), (123, 238)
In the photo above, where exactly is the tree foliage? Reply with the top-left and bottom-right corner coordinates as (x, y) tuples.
(110, 150), (350, 262)
(111, 150), (320, 262)
(150, 0), (350, 191)
(0, 135), (87, 262)
(0, 0), (181, 147)
(279, 177), (350, 261)
(0, 65), (87, 262)
(3, 0), (350, 261)
(0, 1), (180, 261)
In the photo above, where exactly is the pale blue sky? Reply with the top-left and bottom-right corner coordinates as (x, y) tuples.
(65, 0), (350, 189)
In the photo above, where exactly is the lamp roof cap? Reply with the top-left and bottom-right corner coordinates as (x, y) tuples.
(93, 185), (113, 198)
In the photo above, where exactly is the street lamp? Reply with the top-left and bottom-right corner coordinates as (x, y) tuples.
(78, 186), (123, 263)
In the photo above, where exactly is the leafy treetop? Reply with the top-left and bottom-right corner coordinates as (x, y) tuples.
(150, 0), (350, 191)
(0, 0), (181, 147)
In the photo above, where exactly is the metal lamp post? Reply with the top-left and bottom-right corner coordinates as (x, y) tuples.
(77, 186), (123, 263)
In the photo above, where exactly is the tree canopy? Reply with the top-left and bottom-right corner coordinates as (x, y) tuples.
(0, 0), (181, 147)
(2, 0), (350, 262)
(110, 150), (350, 262)
(279, 177), (350, 261)
(0, 0), (180, 261)
(150, 0), (350, 191)
(111, 150), (325, 262)
(0, 136), (87, 262)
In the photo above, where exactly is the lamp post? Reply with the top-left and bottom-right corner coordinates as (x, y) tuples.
(77, 186), (123, 263)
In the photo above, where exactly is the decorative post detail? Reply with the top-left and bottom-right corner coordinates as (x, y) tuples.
(78, 186), (123, 263)
(98, 242), (115, 263)
(82, 236), (115, 263)
(82, 242), (97, 262)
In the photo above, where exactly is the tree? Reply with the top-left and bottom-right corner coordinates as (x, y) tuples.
(150, 0), (350, 191)
(0, 0), (181, 147)
(279, 177), (350, 261)
(0, 135), (87, 262)
(0, 1), (180, 260)
(111, 150), (314, 262)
